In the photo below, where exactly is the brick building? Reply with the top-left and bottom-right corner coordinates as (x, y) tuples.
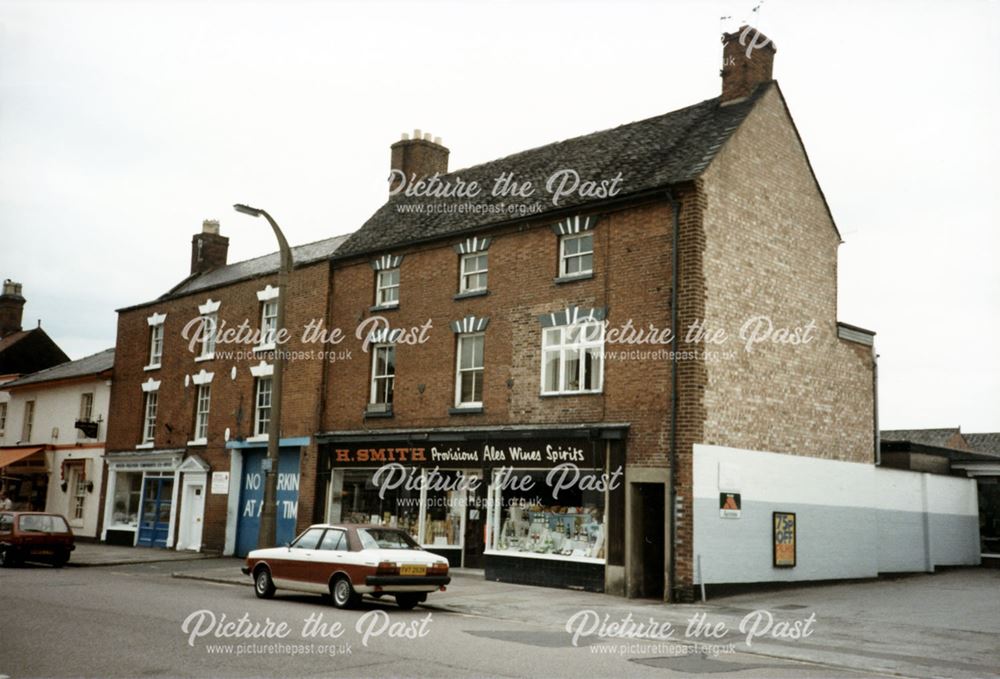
(103, 220), (346, 552)
(105, 28), (980, 599)
(314, 28), (881, 600)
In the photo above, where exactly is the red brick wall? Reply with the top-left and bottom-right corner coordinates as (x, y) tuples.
(106, 261), (332, 550)
(322, 198), (699, 475)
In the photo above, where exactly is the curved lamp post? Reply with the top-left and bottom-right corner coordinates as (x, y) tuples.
(233, 203), (291, 549)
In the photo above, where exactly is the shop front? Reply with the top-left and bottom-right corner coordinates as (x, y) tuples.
(101, 449), (183, 547)
(316, 425), (626, 592)
(0, 446), (49, 511)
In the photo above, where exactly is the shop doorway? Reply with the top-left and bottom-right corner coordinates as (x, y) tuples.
(137, 476), (174, 548)
(633, 482), (665, 599)
(463, 473), (486, 569)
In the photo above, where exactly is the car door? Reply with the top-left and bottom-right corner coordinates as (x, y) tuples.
(283, 527), (325, 588)
(312, 529), (349, 588)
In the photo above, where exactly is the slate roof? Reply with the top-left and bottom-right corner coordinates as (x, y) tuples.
(0, 327), (70, 376)
(5, 347), (114, 388)
(965, 433), (1000, 456)
(119, 234), (351, 311)
(880, 428), (968, 451)
(334, 85), (771, 259)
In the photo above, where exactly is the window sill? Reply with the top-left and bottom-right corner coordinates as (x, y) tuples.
(554, 272), (594, 285)
(135, 442), (155, 450)
(187, 439), (208, 447)
(143, 364), (161, 372)
(449, 406), (484, 415)
(453, 289), (489, 301)
(194, 354), (215, 363)
(364, 405), (394, 419)
(246, 434), (269, 443)
(539, 390), (603, 398)
(254, 344), (277, 354)
(370, 303), (399, 313)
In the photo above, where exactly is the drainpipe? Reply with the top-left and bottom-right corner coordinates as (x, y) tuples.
(873, 349), (880, 466)
(665, 189), (681, 602)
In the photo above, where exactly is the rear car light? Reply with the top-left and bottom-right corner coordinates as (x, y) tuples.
(427, 562), (449, 576)
(376, 561), (399, 575)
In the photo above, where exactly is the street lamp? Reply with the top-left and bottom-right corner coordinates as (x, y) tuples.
(233, 203), (292, 550)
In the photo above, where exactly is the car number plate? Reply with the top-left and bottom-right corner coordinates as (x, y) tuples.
(399, 565), (426, 576)
(34, 549), (54, 556)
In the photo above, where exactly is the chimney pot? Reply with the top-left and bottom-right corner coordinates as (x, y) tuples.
(202, 219), (220, 235)
(389, 129), (450, 193)
(401, 132), (409, 140)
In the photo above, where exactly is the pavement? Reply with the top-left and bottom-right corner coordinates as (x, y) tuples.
(168, 558), (1000, 679)
(9, 544), (998, 677)
(67, 541), (219, 567)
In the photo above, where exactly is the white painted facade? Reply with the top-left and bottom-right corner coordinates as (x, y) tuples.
(0, 377), (110, 538)
(693, 444), (980, 585)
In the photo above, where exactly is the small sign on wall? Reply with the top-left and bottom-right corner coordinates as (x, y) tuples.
(773, 511), (796, 567)
(719, 492), (742, 518)
(211, 472), (230, 495)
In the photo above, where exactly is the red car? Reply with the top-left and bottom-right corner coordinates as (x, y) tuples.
(0, 512), (75, 567)
(242, 523), (451, 609)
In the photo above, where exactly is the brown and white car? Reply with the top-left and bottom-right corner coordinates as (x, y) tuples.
(242, 523), (451, 610)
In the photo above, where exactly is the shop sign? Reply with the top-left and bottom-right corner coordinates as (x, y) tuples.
(326, 439), (601, 469)
(773, 511), (796, 567)
(719, 492), (741, 518)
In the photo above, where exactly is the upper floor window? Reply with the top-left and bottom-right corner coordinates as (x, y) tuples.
(455, 333), (484, 407)
(142, 392), (158, 443)
(371, 254), (403, 309)
(21, 400), (35, 442)
(560, 233), (593, 278)
(196, 299), (220, 361)
(459, 253), (488, 293)
(146, 312), (166, 369)
(260, 300), (278, 347)
(370, 345), (395, 408)
(193, 384), (211, 442)
(0, 402), (7, 435)
(254, 377), (272, 437)
(541, 320), (604, 395)
(376, 269), (400, 308)
(256, 285), (279, 350)
(79, 392), (94, 422)
(78, 393), (94, 440)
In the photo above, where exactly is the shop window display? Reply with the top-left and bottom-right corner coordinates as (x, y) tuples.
(340, 469), (421, 540)
(420, 470), (467, 548)
(112, 473), (142, 526)
(489, 469), (605, 561)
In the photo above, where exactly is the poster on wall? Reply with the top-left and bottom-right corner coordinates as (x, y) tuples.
(773, 511), (796, 567)
(211, 472), (230, 494)
(719, 492), (742, 518)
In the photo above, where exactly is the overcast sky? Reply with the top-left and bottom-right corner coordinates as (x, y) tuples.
(1, 0), (997, 432)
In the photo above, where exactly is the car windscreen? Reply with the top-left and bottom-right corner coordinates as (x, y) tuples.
(357, 528), (419, 550)
(18, 514), (70, 533)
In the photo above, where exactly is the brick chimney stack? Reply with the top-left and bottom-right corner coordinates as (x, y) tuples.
(721, 26), (776, 103)
(0, 279), (25, 338)
(389, 129), (449, 193)
(190, 220), (229, 276)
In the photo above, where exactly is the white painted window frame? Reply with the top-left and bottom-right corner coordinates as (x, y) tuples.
(375, 268), (400, 308)
(540, 321), (605, 396)
(454, 333), (485, 408)
(459, 252), (488, 293)
(559, 232), (594, 277)
(369, 344), (395, 406)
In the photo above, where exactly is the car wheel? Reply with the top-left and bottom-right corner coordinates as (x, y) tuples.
(0, 547), (18, 568)
(395, 593), (421, 610)
(254, 567), (276, 599)
(330, 575), (361, 609)
(52, 550), (70, 568)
